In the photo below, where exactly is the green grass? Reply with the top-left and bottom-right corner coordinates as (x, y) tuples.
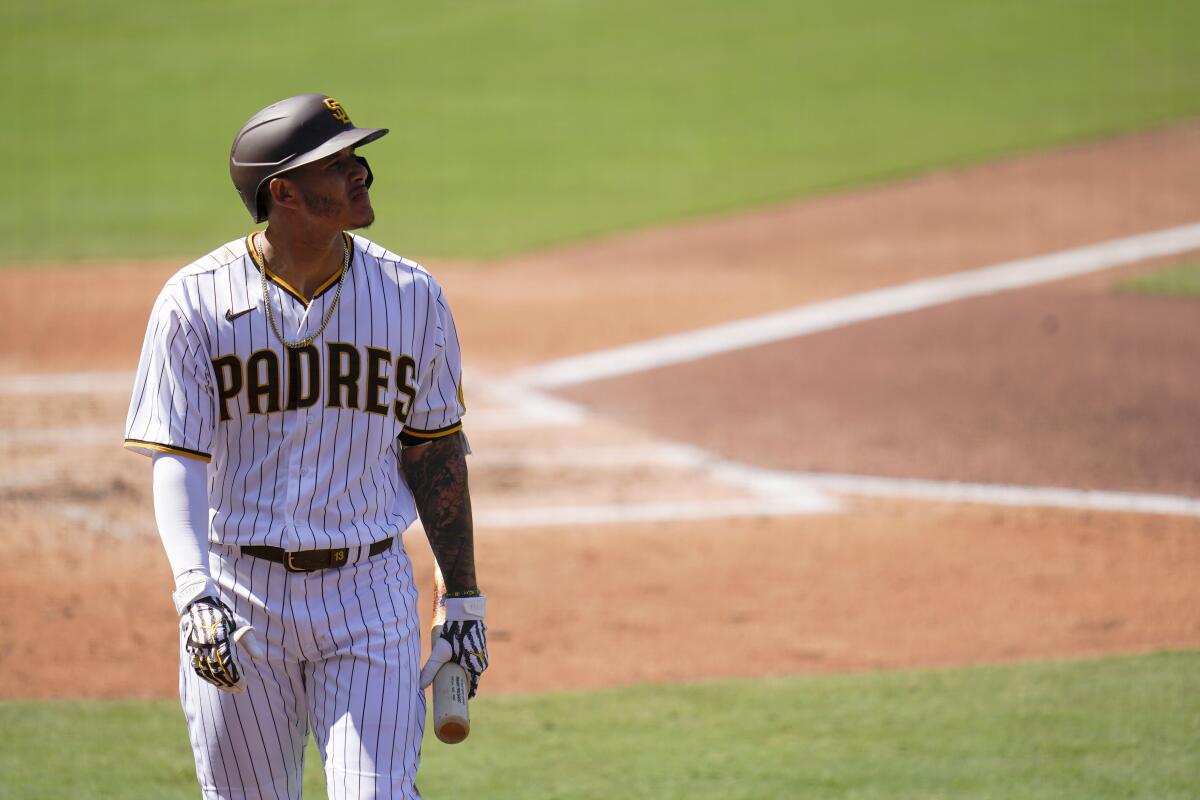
(2, 651), (1197, 799)
(1119, 262), (1200, 296)
(3, 1), (1200, 264)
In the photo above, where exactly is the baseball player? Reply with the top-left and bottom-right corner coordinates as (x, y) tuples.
(124, 94), (488, 799)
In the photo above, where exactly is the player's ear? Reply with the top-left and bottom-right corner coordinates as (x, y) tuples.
(266, 177), (301, 212)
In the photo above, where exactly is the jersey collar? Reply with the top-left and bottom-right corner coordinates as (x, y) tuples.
(245, 231), (352, 304)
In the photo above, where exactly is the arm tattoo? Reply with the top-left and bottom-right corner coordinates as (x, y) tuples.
(401, 431), (477, 593)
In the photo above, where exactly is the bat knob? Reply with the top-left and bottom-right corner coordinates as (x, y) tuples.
(233, 626), (266, 660)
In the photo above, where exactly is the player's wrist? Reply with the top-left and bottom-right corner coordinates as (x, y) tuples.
(443, 587), (481, 598)
(172, 571), (218, 616)
(442, 595), (486, 621)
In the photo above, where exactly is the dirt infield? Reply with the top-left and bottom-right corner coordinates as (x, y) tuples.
(564, 281), (1200, 496)
(1, 121), (1199, 699)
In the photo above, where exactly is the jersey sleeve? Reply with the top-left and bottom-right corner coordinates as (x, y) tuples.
(124, 287), (215, 461)
(401, 282), (467, 442)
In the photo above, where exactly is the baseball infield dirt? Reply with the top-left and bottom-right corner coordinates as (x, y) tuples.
(1, 121), (1198, 698)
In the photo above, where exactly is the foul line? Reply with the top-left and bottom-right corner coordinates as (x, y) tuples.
(475, 495), (840, 528)
(467, 475), (1200, 528)
(10, 223), (1200, 398)
(6, 224), (1200, 522)
(799, 472), (1200, 519)
(445, 443), (1200, 524)
(513, 222), (1200, 389)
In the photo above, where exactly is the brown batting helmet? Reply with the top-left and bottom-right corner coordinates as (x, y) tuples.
(229, 94), (389, 222)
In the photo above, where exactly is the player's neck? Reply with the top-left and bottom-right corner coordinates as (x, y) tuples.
(257, 225), (345, 301)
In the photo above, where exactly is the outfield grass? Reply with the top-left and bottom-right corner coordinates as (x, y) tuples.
(2, 651), (1196, 799)
(3, 1), (1199, 263)
(1119, 262), (1200, 296)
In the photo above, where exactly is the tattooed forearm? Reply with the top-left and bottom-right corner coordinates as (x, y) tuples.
(401, 431), (477, 593)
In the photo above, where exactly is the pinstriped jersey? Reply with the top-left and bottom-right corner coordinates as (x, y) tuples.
(124, 232), (466, 550)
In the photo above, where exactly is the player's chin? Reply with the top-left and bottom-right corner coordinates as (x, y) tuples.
(349, 195), (375, 229)
(349, 208), (376, 230)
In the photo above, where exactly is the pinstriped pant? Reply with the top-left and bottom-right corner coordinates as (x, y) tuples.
(180, 543), (425, 799)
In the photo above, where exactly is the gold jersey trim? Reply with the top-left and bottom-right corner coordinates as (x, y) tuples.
(245, 231), (351, 304)
(400, 421), (463, 440)
(123, 439), (212, 462)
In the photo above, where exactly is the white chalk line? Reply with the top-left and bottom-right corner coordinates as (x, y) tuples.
(12, 221), (1200, 400)
(430, 468), (1200, 529)
(800, 472), (1200, 518)
(11, 439), (1197, 528)
(0, 370), (589, 434)
(472, 444), (1200, 523)
(513, 222), (1200, 388)
(13, 223), (1200, 399)
(19, 414), (1195, 520)
(5, 225), (1200, 522)
(464, 376), (587, 429)
(475, 495), (841, 528)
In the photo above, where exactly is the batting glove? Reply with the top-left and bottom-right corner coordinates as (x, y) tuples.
(173, 574), (265, 694)
(420, 596), (488, 698)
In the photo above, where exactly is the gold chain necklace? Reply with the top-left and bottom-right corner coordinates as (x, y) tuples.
(256, 232), (350, 350)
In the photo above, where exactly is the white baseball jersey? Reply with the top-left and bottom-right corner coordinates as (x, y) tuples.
(127, 232), (467, 798)
(125, 231), (466, 549)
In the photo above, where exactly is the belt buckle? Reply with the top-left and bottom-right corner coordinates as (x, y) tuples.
(284, 551), (315, 573)
(284, 548), (350, 572)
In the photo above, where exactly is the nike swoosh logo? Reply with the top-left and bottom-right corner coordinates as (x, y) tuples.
(225, 307), (253, 322)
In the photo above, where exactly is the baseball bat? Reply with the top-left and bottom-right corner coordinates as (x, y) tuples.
(233, 626), (266, 660)
(431, 563), (470, 744)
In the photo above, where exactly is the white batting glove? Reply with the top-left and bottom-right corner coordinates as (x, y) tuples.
(420, 596), (488, 698)
(173, 574), (265, 694)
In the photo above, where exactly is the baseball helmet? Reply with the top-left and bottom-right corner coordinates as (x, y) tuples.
(230, 93), (389, 222)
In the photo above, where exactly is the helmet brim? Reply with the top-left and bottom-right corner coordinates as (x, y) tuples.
(277, 126), (389, 174)
(251, 126), (389, 220)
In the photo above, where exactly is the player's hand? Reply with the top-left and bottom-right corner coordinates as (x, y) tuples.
(174, 576), (264, 694)
(420, 596), (488, 698)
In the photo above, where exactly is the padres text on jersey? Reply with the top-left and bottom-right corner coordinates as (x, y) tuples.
(125, 233), (467, 551)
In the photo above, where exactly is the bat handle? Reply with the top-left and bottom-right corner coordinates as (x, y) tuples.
(233, 625), (266, 660)
(431, 624), (470, 744)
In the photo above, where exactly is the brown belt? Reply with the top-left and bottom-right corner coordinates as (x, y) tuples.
(240, 537), (394, 573)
